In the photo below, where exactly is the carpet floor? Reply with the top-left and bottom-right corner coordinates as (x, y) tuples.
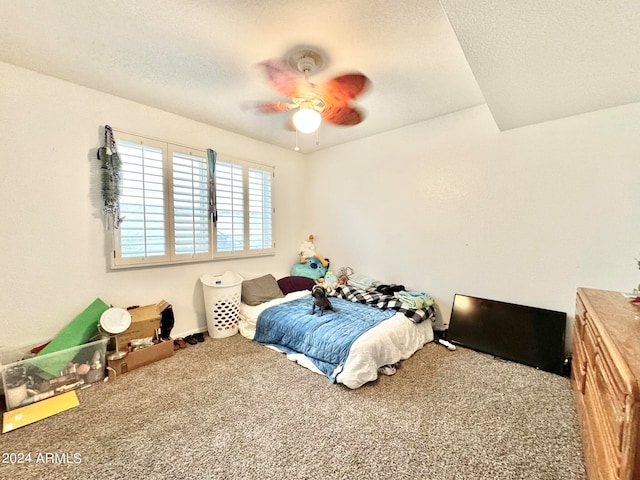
(0, 334), (586, 479)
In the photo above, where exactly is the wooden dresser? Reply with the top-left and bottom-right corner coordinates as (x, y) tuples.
(572, 288), (640, 480)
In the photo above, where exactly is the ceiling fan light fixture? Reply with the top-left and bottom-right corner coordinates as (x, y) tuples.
(293, 107), (321, 134)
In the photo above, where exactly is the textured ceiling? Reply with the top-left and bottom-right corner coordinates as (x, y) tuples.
(440, 0), (640, 130)
(0, 1), (637, 152)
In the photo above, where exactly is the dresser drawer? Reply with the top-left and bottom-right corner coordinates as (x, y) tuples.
(575, 296), (587, 339)
(583, 315), (599, 365)
(594, 354), (626, 452)
(572, 336), (587, 394)
(596, 323), (638, 406)
(584, 371), (622, 479)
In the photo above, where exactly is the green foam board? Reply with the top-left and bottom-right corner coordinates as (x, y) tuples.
(33, 298), (109, 376)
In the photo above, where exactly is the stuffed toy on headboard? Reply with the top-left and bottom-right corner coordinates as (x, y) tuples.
(298, 234), (328, 267)
(292, 234), (329, 280)
(291, 257), (328, 280)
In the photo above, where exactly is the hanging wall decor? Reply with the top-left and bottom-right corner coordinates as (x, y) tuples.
(207, 148), (218, 224)
(97, 125), (122, 228)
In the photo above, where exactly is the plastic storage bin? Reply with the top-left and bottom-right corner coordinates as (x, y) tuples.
(1, 338), (108, 411)
(200, 271), (243, 338)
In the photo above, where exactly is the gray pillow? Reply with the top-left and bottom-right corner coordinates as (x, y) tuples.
(241, 274), (284, 306)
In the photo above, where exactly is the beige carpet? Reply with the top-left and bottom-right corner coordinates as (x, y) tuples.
(0, 335), (586, 479)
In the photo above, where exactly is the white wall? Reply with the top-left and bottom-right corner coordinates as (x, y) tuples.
(3, 60), (639, 352)
(0, 62), (306, 347)
(306, 102), (640, 343)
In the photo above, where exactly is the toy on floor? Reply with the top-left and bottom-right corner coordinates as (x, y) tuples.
(378, 362), (400, 376)
(434, 331), (457, 351)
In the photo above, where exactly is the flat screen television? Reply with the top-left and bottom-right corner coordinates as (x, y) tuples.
(447, 294), (567, 375)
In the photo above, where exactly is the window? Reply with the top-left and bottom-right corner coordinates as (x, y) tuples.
(111, 131), (274, 268)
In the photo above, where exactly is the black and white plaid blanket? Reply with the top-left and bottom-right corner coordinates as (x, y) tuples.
(330, 285), (436, 324)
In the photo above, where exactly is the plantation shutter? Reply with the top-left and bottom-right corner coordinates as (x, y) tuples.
(115, 136), (169, 265)
(171, 148), (211, 259)
(248, 167), (273, 250)
(215, 161), (244, 252)
(109, 130), (275, 268)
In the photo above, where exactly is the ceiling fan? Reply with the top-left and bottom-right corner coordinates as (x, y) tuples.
(252, 47), (371, 147)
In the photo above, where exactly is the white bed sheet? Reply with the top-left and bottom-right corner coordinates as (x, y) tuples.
(238, 290), (434, 389)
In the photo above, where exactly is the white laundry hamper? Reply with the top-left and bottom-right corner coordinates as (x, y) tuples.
(200, 271), (243, 338)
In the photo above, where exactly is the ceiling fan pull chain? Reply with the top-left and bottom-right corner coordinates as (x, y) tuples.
(294, 128), (300, 151)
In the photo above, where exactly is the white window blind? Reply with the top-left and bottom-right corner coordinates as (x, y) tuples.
(171, 148), (211, 259)
(110, 130), (275, 268)
(215, 161), (244, 253)
(116, 137), (169, 265)
(248, 167), (273, 250)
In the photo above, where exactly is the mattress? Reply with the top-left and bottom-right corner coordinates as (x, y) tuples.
(238, 290), (434, 389)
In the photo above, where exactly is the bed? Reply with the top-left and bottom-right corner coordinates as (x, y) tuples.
(238, 273), (436, 389)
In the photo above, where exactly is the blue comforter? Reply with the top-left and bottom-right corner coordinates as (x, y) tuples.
(253, 295), (396, 382)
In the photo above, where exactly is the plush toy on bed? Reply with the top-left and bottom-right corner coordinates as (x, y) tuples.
(291, 234), (329, 280)
(336, 266), (353, 286)
(298, 234), (329, 267)
(319, 270), (339, 292)
(291, 257), (329, 280)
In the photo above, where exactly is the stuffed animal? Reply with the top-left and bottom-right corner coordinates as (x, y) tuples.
(291, 257), (328, 280)
(319, 271), (339, 292)
(336, 266), (353, 285)
(298, 234), (329, 267)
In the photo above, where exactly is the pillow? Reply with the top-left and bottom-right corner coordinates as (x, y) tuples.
(241, 274), (284, 306)
(277, 275), (316, 295)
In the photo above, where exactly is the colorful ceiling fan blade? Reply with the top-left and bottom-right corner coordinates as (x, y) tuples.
(317, 73), (370, 125)
(321, 105), (365, 126)
(260, 60), (302, 98)
(323, 73), (370, 102)
(252, 101), (297, 113)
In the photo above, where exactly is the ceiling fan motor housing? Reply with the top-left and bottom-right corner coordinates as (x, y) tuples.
(287, 48), (326, 75)
(297, 55), (316, 74)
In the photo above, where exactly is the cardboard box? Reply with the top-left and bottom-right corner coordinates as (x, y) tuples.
(107, 339), (173, 376)
(115, 301), (168, 349)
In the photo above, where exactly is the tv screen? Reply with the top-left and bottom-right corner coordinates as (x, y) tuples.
(447, 294), (566, 375)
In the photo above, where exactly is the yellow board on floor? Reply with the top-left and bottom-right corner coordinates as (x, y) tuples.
(2, 391), (79, 433)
